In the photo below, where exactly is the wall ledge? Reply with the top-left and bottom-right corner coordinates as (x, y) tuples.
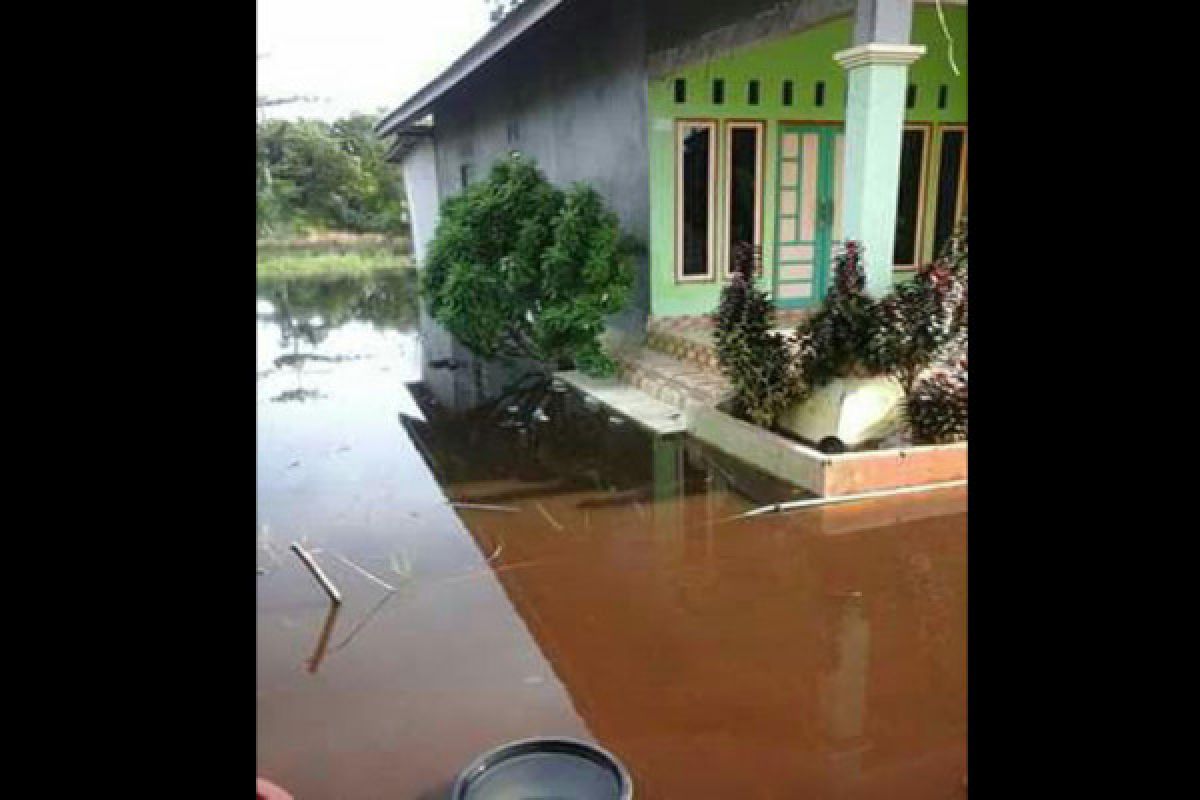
(833, 42), (926, 70)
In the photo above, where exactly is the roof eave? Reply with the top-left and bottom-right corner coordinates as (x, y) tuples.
(375, 0), (569, 137)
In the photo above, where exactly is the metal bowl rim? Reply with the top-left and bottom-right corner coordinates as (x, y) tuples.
(451, 736), (633, 800)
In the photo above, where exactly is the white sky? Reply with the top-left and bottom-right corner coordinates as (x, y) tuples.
(256, 0), (493, 121)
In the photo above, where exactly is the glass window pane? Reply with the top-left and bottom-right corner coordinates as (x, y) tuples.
(681, 126), (711, 276)
(933, 131), (965, 258)
(729, 127), (758, 256)
(893, 129), (924, 265)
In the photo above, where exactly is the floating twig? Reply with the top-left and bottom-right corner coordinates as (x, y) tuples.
(290, 542), (342, 604)
(450, 502), (520, 513)
(725, 479), (968, 521)
(535, 501), (564, 531)
(328, 551), (397, 592)
(257, 525), (281, 566)
(257, 542), (281, 572)
(389, 549), (414, 580)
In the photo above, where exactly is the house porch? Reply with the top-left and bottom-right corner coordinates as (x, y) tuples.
(649, 0), (967, 319)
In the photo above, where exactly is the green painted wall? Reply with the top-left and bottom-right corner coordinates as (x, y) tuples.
(647, 6), (967, 317)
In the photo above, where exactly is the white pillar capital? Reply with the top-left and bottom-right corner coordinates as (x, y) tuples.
(833, 42), (926, 70)
(834, 42), (924, 297)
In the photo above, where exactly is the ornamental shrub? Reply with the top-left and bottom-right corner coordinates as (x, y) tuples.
(864, 220), (967, 386)
(793, 240), (880, 389)
(906, 327), (968, 443)
(423, 156), (633, 375)
(903, 219), (968, 442)
(792, 222), (968, 445)
(713, 242), (802, 427)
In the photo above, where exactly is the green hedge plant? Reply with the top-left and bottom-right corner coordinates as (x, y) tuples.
(423, 157), (634, 375)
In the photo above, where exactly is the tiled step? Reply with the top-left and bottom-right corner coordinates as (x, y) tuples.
(615, 347), (731, 412)
(644, 327), (719, 373)
(645, 310), (814, 375)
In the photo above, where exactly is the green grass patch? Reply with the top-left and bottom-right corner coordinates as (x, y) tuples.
(256, 237), (414, 277)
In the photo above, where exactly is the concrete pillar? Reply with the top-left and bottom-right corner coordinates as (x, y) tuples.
(399, 136), (440, 267)
(834, 0), (924, 297)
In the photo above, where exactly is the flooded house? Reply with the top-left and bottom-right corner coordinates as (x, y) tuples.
(258, 3), (968, 796)
(379, 0), (967, 329)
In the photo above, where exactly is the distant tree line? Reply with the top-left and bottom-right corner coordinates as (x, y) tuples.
(256, 112), (409, 238)
(484, 0), (526, 23)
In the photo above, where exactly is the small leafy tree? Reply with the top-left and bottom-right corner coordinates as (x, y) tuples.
(713, 243), (802, 427)
(423, 156), (633, 375)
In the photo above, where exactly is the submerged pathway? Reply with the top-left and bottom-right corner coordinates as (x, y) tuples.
(555, 370), (686, 435)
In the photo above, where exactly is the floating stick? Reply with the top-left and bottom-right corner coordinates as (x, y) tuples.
(290, 542), (342, 605)
(728, 479), (968, 521)
(535, 501), (564, 531)
(328, 551), (397, 592)
(450, 502), (520, 513)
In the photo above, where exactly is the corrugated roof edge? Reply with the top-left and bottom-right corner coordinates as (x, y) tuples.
(375, 0), (570, 137)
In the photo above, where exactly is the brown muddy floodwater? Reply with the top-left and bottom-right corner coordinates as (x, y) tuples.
(256, 271), (967, 799)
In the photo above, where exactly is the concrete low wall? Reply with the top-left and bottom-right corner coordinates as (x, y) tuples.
(823, 440), (968, 496)
(687, 404), (966, 496)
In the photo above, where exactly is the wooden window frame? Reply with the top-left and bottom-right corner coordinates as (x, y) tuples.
(675, 119), (718, 283)
(928, 124), (968, 260)
(893, 122), (931, 272)
(945, 124), (968, 225)
(721, 120), (765, 279)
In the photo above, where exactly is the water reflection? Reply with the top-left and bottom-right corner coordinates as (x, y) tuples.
(257, 271), (591, 799)
(256, 270), (422, 407)
(256, 270), (966, 799)
(426, 483), (965, 798)
(256, 269), (419, 347)
(306, 602), (341, 674)
(405, 305), (966, 798)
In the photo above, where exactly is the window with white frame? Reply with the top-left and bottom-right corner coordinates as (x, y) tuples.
(931, 126), (967, 258)
(676, 120), (717, 281)
(893, 124), (929, 269)
(723, 121), (764, 276)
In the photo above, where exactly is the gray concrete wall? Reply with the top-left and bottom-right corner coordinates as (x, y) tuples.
(852, 0), (913, 45)
(429, 0), (651, 337)
(400, 137), (440, 267)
